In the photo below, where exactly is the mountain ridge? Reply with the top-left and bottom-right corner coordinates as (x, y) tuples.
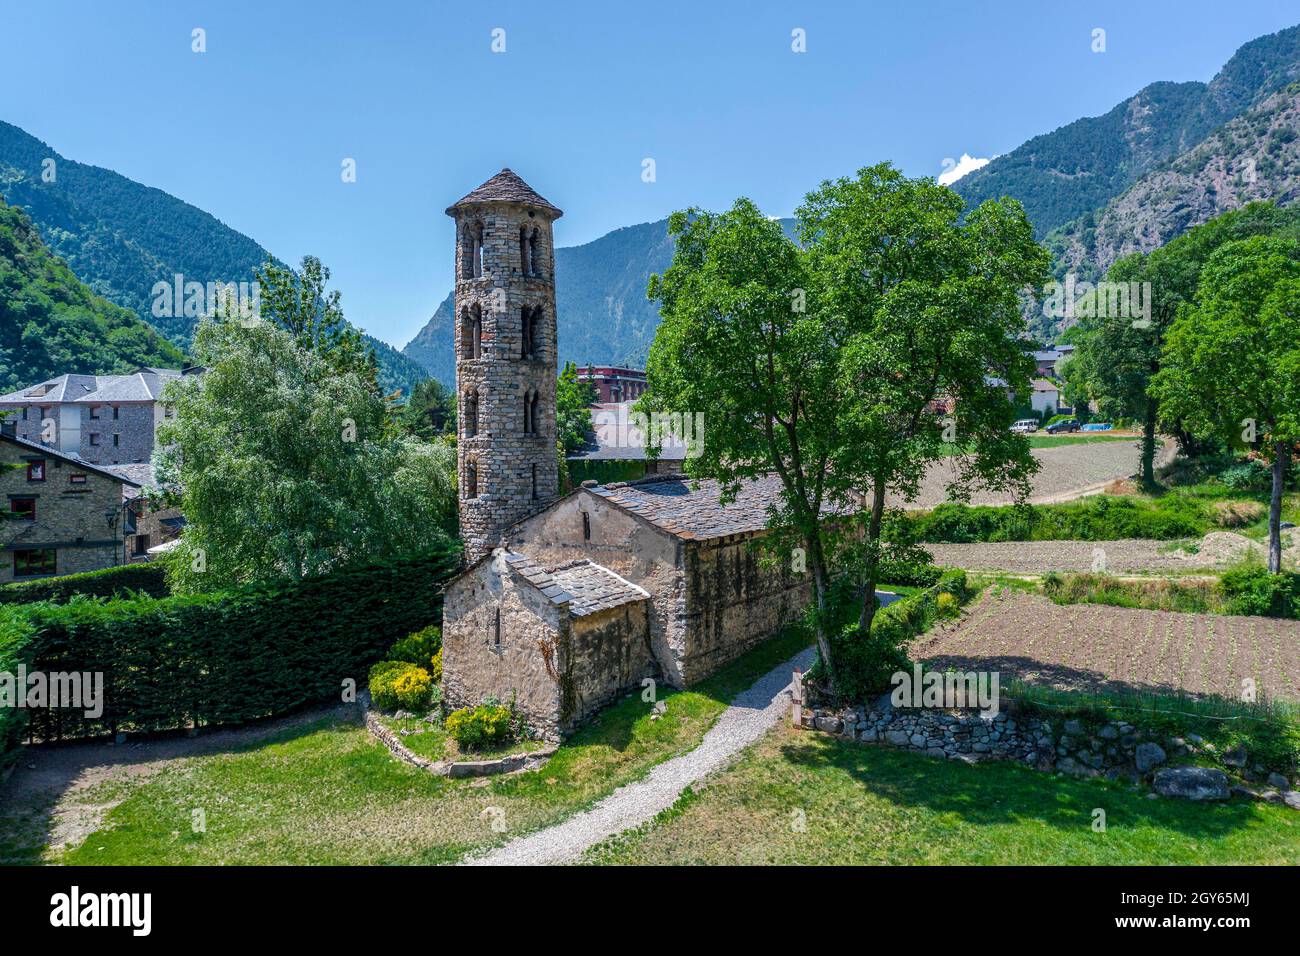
(0, 121), (426, 398)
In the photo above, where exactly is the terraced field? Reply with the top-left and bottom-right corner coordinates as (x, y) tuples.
(913, 589), (1300, 701)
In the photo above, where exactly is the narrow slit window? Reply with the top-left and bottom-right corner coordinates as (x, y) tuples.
(494, 607), (501, 647)
(582, 511), (591, 541)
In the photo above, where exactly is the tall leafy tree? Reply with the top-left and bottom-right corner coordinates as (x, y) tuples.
(556, 361), (597, 455)
(400, 377), (457, 440)
(1068, 202), (1298, 482)
(254, 255), (380, 390)
(156, 314), (457, 593)
(1153, 235), (1300, 573)
(645, 165), (1047, 687)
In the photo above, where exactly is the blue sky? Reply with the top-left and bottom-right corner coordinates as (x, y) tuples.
(3, 1), (1296, 349)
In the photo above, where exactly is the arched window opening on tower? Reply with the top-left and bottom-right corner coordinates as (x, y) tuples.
(465, 392), (478, 437)
(521, 306), (539, 359)
(531, 464), (538, 500)
(471, 304), (483, 359)
(463, 221), (486, 280)
(529, 391), (540, 436)
(466, 459), (478, 499)
(522, 389), (534, 435)
(521, 227), (539, 276)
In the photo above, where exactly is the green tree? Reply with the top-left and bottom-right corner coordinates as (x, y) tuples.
(254, 255), (380, 390)
(644, 165), (1047, 688)
(400, 377), (457, 440)
(1152, 235), (1300, 573)
(1068, 202), (1299, 481)
(156, 315), (457, 593)
(556, 361), (597, 455)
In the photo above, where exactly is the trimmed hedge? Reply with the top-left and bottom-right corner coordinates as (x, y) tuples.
(0, 562), (170, 606)
(0, 605), (39, 767)
(566, 458), (648, 487)
(5, 546), (461, 750)
(904, 497), (1209, 543)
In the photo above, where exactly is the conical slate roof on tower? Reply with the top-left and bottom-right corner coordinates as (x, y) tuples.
(445, 168), (563, 218)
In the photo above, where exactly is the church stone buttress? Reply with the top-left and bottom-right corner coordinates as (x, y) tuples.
(446, 169), (562, 562)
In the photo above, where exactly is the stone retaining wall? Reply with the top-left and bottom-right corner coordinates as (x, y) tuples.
(798, 693), (1300, 807)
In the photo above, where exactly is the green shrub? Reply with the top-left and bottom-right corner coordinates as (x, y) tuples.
(1042, 572), (1222, 614)
(566, 459), (648, 487)
(445, 704), (513, 751)
(906, 496), (1209, 543)
(876, 556), (942, 588)
(1222, 566), (1299, 618)
(389, 625), (442, 669)
(7, 546), (461, 752)
(369, 661), (434, 712)
(0, 562), (170, 606)
(1218, 460), (1272, 492)
(429, 648), (442, 683)
(821, 569), (968, 702)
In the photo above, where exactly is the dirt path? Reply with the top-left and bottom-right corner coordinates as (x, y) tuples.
(0, 703), (355, 859)
(462, 645), (817, 866)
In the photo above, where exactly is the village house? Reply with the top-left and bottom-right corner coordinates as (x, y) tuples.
(0, 367), (197, 466)
(0, 425), (142, 583)
(440, 170), (817, 738)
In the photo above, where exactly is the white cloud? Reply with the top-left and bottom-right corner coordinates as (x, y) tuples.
(937, 153), (992, 186)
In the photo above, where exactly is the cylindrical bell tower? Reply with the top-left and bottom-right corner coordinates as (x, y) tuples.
(446, 168), (562, 562)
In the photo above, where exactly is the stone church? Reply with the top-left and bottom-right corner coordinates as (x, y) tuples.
(441, 170), (811, 738)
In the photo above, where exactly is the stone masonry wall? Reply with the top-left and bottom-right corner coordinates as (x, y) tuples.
(453, 201), (560, 562)
(499, 489), (689, 685)
(563, 602), (655, 731)
(682, 535), (812, 685)
(805, 695), (1180, 782)
(2, 402), (159, 465)
(442, 550), (566, 737)
(0, 442), (126, 583)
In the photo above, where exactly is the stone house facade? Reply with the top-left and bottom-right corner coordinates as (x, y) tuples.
(0, 429), (140, 584)
(0, 367), (192, 466)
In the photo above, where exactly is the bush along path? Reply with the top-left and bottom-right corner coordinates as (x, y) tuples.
(461, 645), (817, 866)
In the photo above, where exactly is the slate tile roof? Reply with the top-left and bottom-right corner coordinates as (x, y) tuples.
(503, 551), (649, 617)
(586, 473), (792, 540)
(0, 369), (184, 405)
(445, 168), (563, 218)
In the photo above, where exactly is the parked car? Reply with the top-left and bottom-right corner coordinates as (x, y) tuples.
(1045, 418), (1081, 434)
(1010, 419), (1039, 434)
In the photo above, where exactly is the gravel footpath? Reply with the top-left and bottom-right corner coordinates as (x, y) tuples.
(462, 645), (817, 866)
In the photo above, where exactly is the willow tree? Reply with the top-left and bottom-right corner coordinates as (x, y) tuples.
(644, 164), (1047, 688)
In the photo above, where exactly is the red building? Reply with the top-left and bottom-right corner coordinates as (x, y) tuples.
(577, 366), (648, 404)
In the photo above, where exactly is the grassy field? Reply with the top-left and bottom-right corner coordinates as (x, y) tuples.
(583, 722), (1300, 865)
(1025, 433), (1139, 449)
(0, 628), (812, 865)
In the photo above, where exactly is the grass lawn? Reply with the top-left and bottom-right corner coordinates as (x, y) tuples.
(583, 722), (1300, 865)
(1025, 434), (1139, 449)
(1, 627), (812, 865)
